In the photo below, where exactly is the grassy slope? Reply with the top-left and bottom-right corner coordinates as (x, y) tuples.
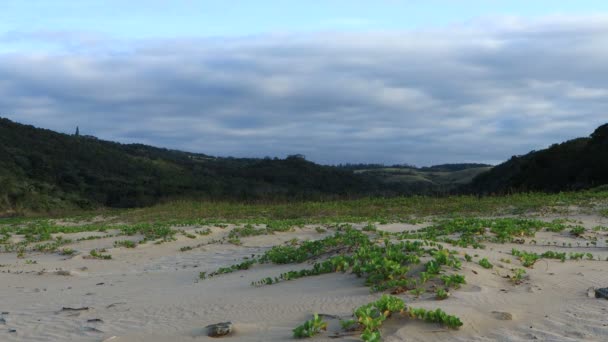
(354, 166), (492, 190)
(20, 189), (601, 226)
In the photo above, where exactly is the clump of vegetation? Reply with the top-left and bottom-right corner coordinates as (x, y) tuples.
(570, 226), (586, 237)
(478, 258), (493, 269)
(441, 274), (466, 288)
(511, 249), (540, 267)
(120, 223), (176, 243)
(114, 240), (136, 248)
(568, 252), (594, 260)
(435, 288), (449, 300)
(196, 228), (212, 235)
(293, 313), (327, 338)
(59, 248), (75, 256)
(510, 268), (527, 284)
(410, 287), (425, 297)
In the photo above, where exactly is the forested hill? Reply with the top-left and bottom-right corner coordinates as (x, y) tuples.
(0, 118), (385, 212)
(468, 123), (608, 194)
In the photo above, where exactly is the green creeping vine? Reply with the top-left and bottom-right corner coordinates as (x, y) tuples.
(407, 307), (463, 329)
(394, 217), (583, 249)
(511, 248), (592, 267)
(200, 259), (256, 279)
(350, 295), (462, 341)
(250, 232), (462, 292)
(200, 228), (466, 340)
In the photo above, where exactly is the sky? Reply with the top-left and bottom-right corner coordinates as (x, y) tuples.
(1, 1), (608, 165)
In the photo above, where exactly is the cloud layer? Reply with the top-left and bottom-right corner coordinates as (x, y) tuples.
(1, 16), (608, 165)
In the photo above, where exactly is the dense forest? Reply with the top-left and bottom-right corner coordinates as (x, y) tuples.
(468, 123), (608, 194)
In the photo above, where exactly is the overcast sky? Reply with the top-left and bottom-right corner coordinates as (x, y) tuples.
(1, 1), (607, 166)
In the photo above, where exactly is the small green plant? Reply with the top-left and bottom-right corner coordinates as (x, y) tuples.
(464, 254), (472, 262)
(59, 248), (75, 256)
(478, 258), (493, 269)
(570, 226), (585, 237)
(89, 249), (112, 260)
(510, 268), (526, 284)
(436, 288), (449, 300)
(24, 259), (37, 264)
(511, 249), (539, 267)
(410, 287), (425, 297)
(441, 274), (466, 288)
(293, 313), (327, 338)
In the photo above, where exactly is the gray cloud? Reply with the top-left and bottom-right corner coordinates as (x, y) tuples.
(1, 16), (608, 165)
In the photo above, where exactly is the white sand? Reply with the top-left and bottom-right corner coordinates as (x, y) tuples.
(1, 215), (608, 341)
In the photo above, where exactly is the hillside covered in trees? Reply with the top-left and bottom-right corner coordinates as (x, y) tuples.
(2, 118), (488, 213)
(468, 123), (608, 194)
(0, 118), (390, 213)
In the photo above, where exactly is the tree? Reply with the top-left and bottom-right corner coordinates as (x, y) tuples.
(75, 126), (80, 136)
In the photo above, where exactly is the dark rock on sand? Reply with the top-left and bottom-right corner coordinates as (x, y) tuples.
(595, 287), (608, 299)
(206, 322), (233, 337)
(492, 311), (513, 320)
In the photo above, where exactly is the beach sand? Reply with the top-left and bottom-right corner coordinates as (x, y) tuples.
(1, 214), (608, 341)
